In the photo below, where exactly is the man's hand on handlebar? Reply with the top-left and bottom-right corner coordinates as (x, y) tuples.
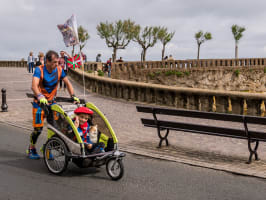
(37, 94), (48, 105)
(71, 94), (80, 104)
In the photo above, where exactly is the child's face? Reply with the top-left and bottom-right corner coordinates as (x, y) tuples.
(77, 113), (89, 125)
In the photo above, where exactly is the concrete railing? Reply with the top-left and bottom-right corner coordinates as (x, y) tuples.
(84, 62), (103, 71)
(111, 58), (266, 80)
(112, 58), (266, 70)
(0, 60), (101, 70)
(1, 57), (265, 70)
(0, 61), (27, 67)
(69, 68), (266, 116)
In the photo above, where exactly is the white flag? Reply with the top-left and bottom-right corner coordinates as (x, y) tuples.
(57, 15), (79, 47)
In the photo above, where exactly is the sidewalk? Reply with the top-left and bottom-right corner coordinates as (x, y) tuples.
(1, 67), (266, 179)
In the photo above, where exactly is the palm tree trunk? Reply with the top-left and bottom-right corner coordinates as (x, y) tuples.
(235, 44), (238, 59)
(162, 44), (165, 60)
(143, 48), (147, 62)
(197, 44), (200, 60)
(113, 48), (117, 62)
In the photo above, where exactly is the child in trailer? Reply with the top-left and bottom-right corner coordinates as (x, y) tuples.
(73, 107), (105, 153)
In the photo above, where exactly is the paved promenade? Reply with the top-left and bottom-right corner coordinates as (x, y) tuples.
(1, 67), (266, 178)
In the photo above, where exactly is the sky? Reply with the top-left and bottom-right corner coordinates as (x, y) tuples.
(1, 0), (266, 62)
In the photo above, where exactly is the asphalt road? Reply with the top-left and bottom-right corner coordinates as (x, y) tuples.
(0, 123), (266, 200)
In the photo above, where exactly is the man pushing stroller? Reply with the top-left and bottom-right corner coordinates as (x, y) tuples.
(27, 50), (80, 159)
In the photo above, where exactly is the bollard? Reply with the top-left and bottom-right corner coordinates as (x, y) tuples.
(1, 88), (8, 112)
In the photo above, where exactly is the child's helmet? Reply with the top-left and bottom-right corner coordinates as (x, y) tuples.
(74, 107), (94, 115)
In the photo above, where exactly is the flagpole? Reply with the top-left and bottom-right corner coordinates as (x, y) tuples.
(79, 44), (86, 97)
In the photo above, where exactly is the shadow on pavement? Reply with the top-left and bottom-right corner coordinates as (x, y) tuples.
(0, 149), (47, 174)
(0, 148), (115, 180)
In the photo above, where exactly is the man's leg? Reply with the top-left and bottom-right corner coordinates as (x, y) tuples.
(27, 127), (43, 159)
(30, 127), (43, 148)
(27, 106), (45, 159)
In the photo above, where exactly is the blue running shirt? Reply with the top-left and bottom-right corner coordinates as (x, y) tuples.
(33, 65), (66, 93)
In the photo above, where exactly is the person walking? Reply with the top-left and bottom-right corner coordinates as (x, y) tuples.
(168, 55), (174, 61)
(163, 56), (168, 60)
(35, 52), (45, 67)
(27, 52), (35, 73)
(106, 58), (112, 77)
(116, 57), (124, 62)
(26, 50), (79, 159)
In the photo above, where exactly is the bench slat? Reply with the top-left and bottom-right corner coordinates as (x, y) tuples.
(137, 106), (243, 122)
(141, 118), (266, 141)
(249, 131), (266, 141)
(245, 116), (266, 125)
(137, 106), (266, 125)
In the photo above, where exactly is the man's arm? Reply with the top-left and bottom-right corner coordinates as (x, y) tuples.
(31, 76), (41, 96)
(62, 77), (74, 96)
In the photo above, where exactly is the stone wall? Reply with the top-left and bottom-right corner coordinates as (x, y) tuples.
(111, 58), (266, 92)
(119, 66), (266, 92)
(69, 68), (266, 116)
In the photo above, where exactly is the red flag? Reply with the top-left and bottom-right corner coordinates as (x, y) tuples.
(67, 54), (82, 69)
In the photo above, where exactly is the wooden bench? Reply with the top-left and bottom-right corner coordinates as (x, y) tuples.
(136, 105), (266, 164)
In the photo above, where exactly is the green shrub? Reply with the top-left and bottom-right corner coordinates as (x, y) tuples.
(234, 69), (240, 77)
(97, 70), (104, 76)
(87, 70), (93, 73)
(264, 68), (266, 73)
(184, 71), (190, 76)
(155, 71), (161, 76)
(165, 70), (175, 76)
(148, 73), (155, 78)
(175, 71), (183, 77)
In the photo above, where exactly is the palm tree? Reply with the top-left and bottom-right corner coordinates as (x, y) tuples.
(158, 27), (175, 60)
(97, 19), (137, 62)
(195, 31), (212, 60)
(231, 24), (245, 59)
(133, 26), (159, 61)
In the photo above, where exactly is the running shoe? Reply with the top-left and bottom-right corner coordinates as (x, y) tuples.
(27, 148), (40, 159)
